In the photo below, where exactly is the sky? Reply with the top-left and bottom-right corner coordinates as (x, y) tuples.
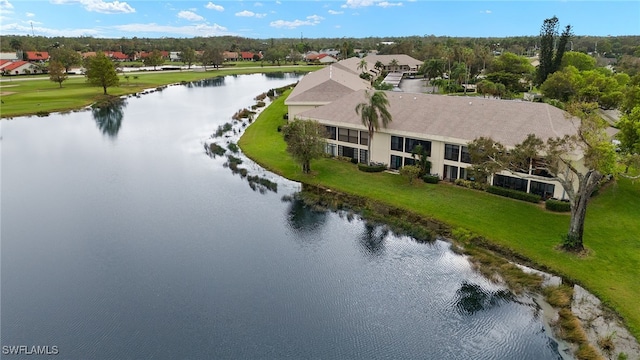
(0, 0), (638, 39)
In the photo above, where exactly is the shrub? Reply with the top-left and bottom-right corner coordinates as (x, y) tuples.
(357, 163), (387, 172)
(256, 101), (266, 108)
(422, 175), (440, 184)
(207, 143), (226, 157)
(227, 142), (239, 153)
(486, 186), (541, 203)
(399, 165), (421, 184)
(350, 158), (358, 164)
(546, 199), (571, 212)
(455, 179), (488, 190)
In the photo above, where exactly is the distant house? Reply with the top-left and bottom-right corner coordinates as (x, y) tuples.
(25, 51), (49, 62)
(169, 52), (181, 62)
(0, 61), (35, 75)
(0, 52), (18, 60)
(108, 51), (130, 61)
(318, 54), (338, 64)
(223, 51), (239, 61)
(241, 52), (255, 61)
(81, 52), (97, 59)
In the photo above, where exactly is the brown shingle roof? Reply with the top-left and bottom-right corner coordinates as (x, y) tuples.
(286, 65), (370, 104)
(297, 90), (580, 147)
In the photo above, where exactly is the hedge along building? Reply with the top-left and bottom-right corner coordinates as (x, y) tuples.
(294, 88), (587, 200)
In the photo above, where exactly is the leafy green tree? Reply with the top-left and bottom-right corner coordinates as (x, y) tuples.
(540, 65), (583, 102)
(143, 50), (164, 70)
(355, 90), (392, 165)
(282, 119), (326, 174)
(85, 52), (119, 95)
(48, 60), (67, 88)
(467, 102), (618, 252)
(180, 47), (196, 69)
(486, 52), (535, 93)
(616, 106), (640, 163)
(50, 47), (82, 73)
(536, 16), (572, 85)
(561, 51), (596, 71)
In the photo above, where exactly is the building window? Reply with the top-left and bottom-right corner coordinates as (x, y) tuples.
(444, 144), (460, 161)
(391, 136), (404, 151)
(360, 131), (369, 146)
(338, 128), (358, 144)
(404, 157), (416, 166)
(531, 158), (553, 178)
(444, 165), (458, 181)
(460, 146), (471, 164)
(530, 181), (555, 200)
(493, 174), (528, 193)
(325, 143), (336, 156)
(325, 126), (336, 140)
(405, 138), (431, 155)
(359, 149), (369, 164)
(338, 145), (357, 160)
(390, 155), (403, 170)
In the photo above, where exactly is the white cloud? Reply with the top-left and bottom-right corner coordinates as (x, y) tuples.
(26, 12), (35, 17)
(112, 22), (230, 37)
(328, 9), (343, 15)
(377, 1), (402, 7)
(178, 10), (204, 21)
(205, 2), (223, 11)
(0, 0), (14, 13)
(269, 14), (323, 29)
(481, 10), (492, 14)
(275, 0), (281, 4)
(51, 0), (135, 14)
(22, 19), (42, 25)
(254, 2), (263, 6)
(341, 0), (401, 8)
(341, 0), (374, 8)
(235, 10), (266, 18)
(0, 22), (99, 36)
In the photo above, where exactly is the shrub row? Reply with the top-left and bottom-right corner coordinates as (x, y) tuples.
(357, 163), (387, 172)
(422, 175), (440, 184)
(545, 199), (571, 212)
(486, 186), (541, 203)
(454, 178), (487, 190)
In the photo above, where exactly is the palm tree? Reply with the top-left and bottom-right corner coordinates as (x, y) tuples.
(389, 58), (399, 72)
(357, 58), (368, 74)
(420, 59), (444, 83)
(374, 60), (384, 71)
(355, 90), (392, 165)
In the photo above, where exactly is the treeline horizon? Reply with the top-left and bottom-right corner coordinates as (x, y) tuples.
(3, 34), (639, 60)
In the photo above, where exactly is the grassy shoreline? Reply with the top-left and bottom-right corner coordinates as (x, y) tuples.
(0, 65), (321, 118)
(239, 89), (640, 342)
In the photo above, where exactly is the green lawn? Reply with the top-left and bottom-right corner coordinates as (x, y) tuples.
(240, 90), (640, 342)
(0, 65), (321, 118)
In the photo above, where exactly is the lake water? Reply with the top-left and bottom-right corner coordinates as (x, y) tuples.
(1, 73), (565, 359)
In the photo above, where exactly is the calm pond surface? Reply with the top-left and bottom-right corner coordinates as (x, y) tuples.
(1, 73), (564, 359)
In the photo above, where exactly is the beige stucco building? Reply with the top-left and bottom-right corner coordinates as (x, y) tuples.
(287, 56), (584, 200)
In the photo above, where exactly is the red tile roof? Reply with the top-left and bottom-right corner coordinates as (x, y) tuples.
(2, 61), (30, 71)
(25, 51), (49, 61)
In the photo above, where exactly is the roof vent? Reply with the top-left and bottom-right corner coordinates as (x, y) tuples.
(414, 97), (417, 100)
(469, 101), (473, 105)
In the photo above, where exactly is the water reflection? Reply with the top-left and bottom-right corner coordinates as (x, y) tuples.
(454, 282), (515, 315)
(186, 76), (225, 88)
(284, 195), (327, 233)
(91, 99), (127, 138)
(358, 223), (388, 257)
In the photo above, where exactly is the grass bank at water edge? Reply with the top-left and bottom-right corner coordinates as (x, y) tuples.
(239, 89), (640, 343)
